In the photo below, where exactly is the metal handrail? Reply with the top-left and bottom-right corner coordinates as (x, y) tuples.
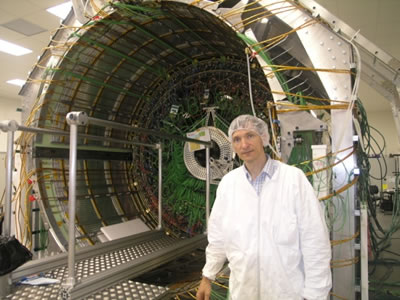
(1, 113), (212, 297)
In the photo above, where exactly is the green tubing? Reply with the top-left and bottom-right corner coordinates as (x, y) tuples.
(71, 32), (167, 77)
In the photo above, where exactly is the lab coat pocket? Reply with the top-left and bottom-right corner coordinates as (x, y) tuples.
(273, 217), (303, 294)
(272, 216), (299, 249)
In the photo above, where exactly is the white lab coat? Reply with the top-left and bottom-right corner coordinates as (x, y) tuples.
(202, 159), (332, 300)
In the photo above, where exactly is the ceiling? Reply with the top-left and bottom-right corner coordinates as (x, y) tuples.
(0, 0), (399, 113)
(0, 0), (68, 102)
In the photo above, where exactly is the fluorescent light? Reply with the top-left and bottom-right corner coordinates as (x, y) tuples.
(46, 2), (73, 19)
(0, 39), (32, 56)
(7, 79), (26, 87)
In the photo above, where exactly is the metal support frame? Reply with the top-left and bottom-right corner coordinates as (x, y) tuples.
(0, 120), (19, 298)
(60, 112), (211, 296)
(64, 113), (212, 297)
(0, 121), (18, 237)
(205, 147), (210, 233)
(18, 124), (157, 148)
(360, 203), (368, 299)
(84, 114), (212, 232)
(1, 112), (212, 298)
(157, 143), (163, 230)
(64, 112), (88, 290)
(87, 116), (212, 146)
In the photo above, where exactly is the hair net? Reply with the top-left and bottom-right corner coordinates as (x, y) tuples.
(228, 115), (270, 147)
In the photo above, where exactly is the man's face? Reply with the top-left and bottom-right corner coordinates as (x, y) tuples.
(232, 129), (265, 163)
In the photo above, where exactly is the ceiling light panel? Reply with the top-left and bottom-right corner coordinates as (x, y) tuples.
(0, 39), (32, 56)
(46, 2), (73, 19)
(6, 79), (26, 87)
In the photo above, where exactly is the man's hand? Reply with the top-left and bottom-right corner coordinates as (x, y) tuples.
(196, 276), (212, 300)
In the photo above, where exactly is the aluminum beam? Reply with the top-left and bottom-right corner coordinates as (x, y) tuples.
(33, 146), (133, 160)
(87, 116), (212, 146)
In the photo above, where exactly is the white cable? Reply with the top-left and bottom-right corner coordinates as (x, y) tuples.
(348, 38), (361, 112)
(246, 51), (256, 116)
(83, 0), (91, 17)
(72, 0), (90, 23)
(332, 33), (362, 152)
(267, 144), (281, 158)
(267, 104), (280, 159)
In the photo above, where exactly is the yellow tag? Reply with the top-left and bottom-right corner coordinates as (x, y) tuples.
(186, 128), (210, 152)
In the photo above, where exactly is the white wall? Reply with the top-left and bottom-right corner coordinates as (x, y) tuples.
(366, 111), (400, 156)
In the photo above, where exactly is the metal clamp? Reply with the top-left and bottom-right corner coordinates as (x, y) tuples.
(0, 120), (19, 132)
(66, 111), (88, 126)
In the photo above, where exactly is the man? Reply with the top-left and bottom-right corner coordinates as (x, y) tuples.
(196, 115), (331, 300)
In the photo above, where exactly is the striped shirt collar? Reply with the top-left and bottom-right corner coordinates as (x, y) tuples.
(244, 156), (277, 196)
(244, 155), (276, 181)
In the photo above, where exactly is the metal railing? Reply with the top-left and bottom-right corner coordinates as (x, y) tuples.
(0, 112), (212, 298)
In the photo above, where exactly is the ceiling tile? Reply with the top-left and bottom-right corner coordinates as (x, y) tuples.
(31, 31), (54, 44)
(0, 9), (17, 24)
(0, 88), (23, 102)
(2, 19), (47, 36)
(0, 27), (29, 43)
(27, 0), (71, 10)
(19, 35), (51, 53)
(0, 0), (42, 17)
(24, 10), (65, 31)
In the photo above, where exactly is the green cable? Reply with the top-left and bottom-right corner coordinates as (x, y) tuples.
(47, 67), (144, 98)
(71, 32), (167, 77)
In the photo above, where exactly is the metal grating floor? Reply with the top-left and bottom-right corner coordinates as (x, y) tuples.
(7, 235), (175, 299)
(7, 280), (168, 300)
(86, 281), (168, 300)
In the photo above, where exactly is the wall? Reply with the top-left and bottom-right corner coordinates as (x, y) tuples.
(366, 110), (400, 191)
(366, 110), (400, 156)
